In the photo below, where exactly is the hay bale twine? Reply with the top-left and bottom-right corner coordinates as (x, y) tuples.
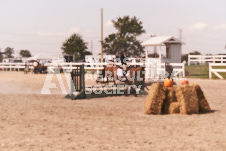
(162, 87), (178, 114)
(168, 102), (180, 114)
(175, 85), (199, 114)
(144, 83), (166, 115)
(192, 84), (211, 113)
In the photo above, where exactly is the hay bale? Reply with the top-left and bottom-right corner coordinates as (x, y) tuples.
(162, 87), (178, 114)
(175, 85), (199, 114)
(144, 83), (166, 114)
(193, 84), (211, 113)
(168, 102), (180, 114)
(166, 87), (177, 103)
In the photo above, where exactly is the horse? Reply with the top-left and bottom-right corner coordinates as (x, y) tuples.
(96, 63), (147, 95)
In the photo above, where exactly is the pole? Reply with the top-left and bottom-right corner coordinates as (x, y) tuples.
(101, 8), (103, 62)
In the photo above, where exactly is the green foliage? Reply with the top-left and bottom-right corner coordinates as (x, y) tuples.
(20, 50), (32, 57)
(103, 16), (145, 57)
(189, 51), (201, 55)
(0, 53), (3, 62)
(148, 52), (159, 58)
(112, 16), (145, 37)
(4, 47), (14, 58)
(185, 65), (209, 78)
(61, 33), (91, 61)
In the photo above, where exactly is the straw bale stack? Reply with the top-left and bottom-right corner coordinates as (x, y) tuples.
(192, 84), (211, 113)
(162, 87), (178, 114)
(144, 82), (211, 115)
(175, 85), (199, 114)
(144, 83), (166, 114)
(168, 102), (180, 114)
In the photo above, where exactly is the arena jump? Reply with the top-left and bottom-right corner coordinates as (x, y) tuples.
(65, 65), (148, 100)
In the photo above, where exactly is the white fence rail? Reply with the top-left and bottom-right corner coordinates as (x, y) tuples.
(0, 62), (185, 78)
(209, 63), (226, 79)
(188, 55), (226, 65)
(160, 63), (185, 77)
(0, 63), (34, 71)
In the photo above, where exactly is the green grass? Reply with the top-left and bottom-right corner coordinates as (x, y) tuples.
(185, 65), (226, 79)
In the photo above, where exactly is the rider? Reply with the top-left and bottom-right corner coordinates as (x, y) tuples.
(120, 49), (129, 77)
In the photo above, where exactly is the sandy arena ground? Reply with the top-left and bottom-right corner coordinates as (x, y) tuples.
(0, 71), (225, 151)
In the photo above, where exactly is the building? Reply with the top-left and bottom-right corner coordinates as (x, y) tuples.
(142, 36), (185, 63)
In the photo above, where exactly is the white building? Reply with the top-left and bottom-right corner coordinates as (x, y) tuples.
(142, 36), (185, 63)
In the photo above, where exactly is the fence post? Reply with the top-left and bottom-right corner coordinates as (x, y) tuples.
(81, 64), (85, 93)
(182, 63), (185, 77)
(70, 70), (74, 95)
(209, 63), (212, 79)
(188, 55), (190, 66)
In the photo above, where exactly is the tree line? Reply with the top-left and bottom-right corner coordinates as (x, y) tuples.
(61, 16), (145, 61)
(0, 47), (31, 62)
(61, 15), (206, 62)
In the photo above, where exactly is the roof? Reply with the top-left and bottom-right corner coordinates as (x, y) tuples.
(141, 36), (185, 46)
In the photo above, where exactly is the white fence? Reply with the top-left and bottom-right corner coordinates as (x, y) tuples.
(188, 55), (226, 65)
(160, 63), (185, 77)
(209, 63), (226, 79)
(0, 63), (34, 71)
(0, 62), (185, 79)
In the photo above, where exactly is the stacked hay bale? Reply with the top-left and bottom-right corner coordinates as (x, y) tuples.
(162, 87), (179, 114)
(168, 102), (180, 114)
(192, 84), (211, 113)
(144, 82), (211, 115)
(175, 84), (199, 114)
(144, 83), (166, 114)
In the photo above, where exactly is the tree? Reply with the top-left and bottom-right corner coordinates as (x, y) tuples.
(189, 51), (201, 55)
(4, 47), (14, 58)
(0, 49), (3, 62)
(20, 50), (32, 57)
(148, 52), (159, 58)
(103, 16), (145, 57)
(0, 53), (3, 62)
(61, 33), (91, 61)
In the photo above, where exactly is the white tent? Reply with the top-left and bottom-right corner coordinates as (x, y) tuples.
(26, 54), (41, 61)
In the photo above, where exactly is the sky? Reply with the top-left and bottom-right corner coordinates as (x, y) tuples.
(0, 0), (226, 57)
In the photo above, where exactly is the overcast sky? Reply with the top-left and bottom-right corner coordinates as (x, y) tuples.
(0, 0), (226, 57)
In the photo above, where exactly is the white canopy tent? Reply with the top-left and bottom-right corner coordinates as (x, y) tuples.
(25, 54), (62, 64)
(26, 54), (41, 61)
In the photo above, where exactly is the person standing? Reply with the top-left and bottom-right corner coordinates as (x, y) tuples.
(120, 49), (128, 65)
(24, 61), (29, 74)
(120, 49), (129, 77)
(33, 61), (38, 73)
